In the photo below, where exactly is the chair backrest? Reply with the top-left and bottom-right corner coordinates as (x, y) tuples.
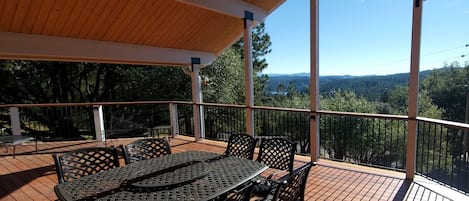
(52, 147), (120, 183)
(121, 138), (171, 164)
(256, 138), (296, 172)
(224, 134), (257, 160)
(272, 162), (313, 201)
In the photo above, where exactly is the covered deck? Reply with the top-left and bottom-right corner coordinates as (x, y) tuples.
(0, 136), (462, 201)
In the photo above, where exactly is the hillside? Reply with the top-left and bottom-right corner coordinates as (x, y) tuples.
(265, 71), (432, 100)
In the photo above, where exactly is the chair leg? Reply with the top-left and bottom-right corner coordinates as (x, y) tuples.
(13, 144), (16, 159)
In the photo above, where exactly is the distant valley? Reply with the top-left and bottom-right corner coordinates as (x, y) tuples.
(264, 71), (432, 100)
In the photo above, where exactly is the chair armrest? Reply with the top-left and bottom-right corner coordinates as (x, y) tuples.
(266, 169), (288, 180)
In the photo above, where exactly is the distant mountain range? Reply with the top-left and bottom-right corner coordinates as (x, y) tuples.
(264, 70), (433, 100)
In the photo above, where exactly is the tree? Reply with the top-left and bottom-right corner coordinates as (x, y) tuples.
(200, 48), (244, 104)
(232, 23), (272, 105)
(421, 64), (469, 122)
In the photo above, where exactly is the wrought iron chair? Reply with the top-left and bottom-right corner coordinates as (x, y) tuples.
(120, 138), (171, 165)
(260, 162), (313, 201)
(256, 138), (296, 174)
(225, 181), (255, 201)
(224, 134), (258, 160)
(52, 147), (120, 183)
(253, 138), (297, 197)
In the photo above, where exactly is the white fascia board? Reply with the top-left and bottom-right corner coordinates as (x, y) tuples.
(0, 32), (216, 66)
(177, 0), (268, 22)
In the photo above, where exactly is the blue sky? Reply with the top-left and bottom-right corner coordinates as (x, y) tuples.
(263, 0), (469, 76)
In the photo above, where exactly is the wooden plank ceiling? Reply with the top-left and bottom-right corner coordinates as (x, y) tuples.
(0, 0), (285, 66)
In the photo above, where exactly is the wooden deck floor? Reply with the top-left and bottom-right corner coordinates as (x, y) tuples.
(0, 136), (466, 201)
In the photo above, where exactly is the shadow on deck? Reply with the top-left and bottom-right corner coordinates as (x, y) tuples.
(0, 136), (466, 201)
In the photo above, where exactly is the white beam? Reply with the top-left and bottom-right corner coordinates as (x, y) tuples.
(0, 32), (216, 66)
(178, 0), (268, 22)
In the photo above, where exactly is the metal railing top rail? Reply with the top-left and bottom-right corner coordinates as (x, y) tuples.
(0, 101), (177, 108)
(252, 105), (309, 113)
(417, 116), (469, 130)
(197, 102), (246, 108)
(317, 110), (408, 120)
(3, 101), (468, 130)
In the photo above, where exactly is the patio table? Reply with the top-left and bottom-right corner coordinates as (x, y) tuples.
(0, 135), (36, 158)
(54, 151), (268, 201)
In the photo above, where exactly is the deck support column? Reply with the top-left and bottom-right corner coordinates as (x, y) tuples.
(9, 107), (21, 136)
(93, 105), (105, 142)
(169, 102), (179, 137)
(406, 0), (424, 180)
(243, 11), (255, 136)
(191, 58), (204, 141)
(309, 0), (320, 162)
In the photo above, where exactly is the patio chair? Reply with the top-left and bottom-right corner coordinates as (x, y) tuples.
(52, 146), (120, 183)
(224, 134), (258, 160)
(253, 138), (297, 197)
(225, 181), (255, 201)
(258, 162), (313, 201)
(120, 138), (171, 165)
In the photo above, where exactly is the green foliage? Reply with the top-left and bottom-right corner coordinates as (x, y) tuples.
(0, 61), (192, 104)
(318, 90), (407, 167)
(421, 64), (469, 122)
(321, 90), (377, 113)
(232, 22), (272, 73)
(202, 23), (272, 105)
(201, 48), (244, 104)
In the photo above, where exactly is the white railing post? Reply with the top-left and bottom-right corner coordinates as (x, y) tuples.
(243, 11), (255, 137)
(9, 107), (21, 136)
(309, 0), (320, 162)
(191, 58), (204, 141)
(406, 0), (424, 180)
(169, 102), (179, 137)
(92, 105), (106, 142)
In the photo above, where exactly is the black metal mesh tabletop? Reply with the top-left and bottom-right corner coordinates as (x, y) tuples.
(54, 151), (267, 201)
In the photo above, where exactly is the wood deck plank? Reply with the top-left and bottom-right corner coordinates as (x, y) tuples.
(0, 136), (465, 201)
(3, 157), (55, 200)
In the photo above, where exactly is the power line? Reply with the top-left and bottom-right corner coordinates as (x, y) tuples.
(370, 43), (469, 69)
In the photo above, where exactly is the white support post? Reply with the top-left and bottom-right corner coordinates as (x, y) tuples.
(9, 107), (21, 136)
(406, 0), (424, 180)
(169, 102), (179, 137)
(191, 58), (204, 141)
(198, 76), (205, 138)
(244, 11), (255, 137)
(93, 105), (106, 142)
(309, 0), (320, 162)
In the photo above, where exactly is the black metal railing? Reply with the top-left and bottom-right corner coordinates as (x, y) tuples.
(2, 101), (468, 194)
(102, 102), (170, 139)
(202, 104), (245, 141)
(175, 102), (194, 137)
(416, 117), (469, 194)
(319, 112), (408, 171)
(18, 105), (94, 141)
(253, 107), (310, 154)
